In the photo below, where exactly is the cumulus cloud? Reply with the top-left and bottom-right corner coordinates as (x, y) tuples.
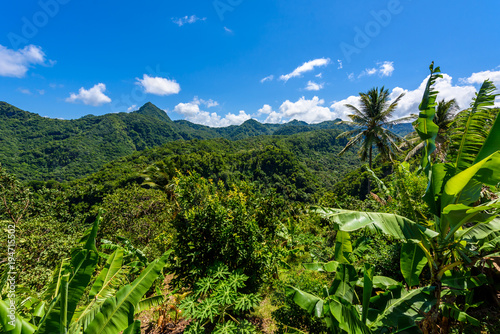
(358, 61), (394, 78)
(66, 83), (112, 106)
(331, 73), (479, 120)
(258, 104), (273, 115)
(172, 15), (206, 26)
(379, 61), (395, 77)
(461, 69), (500, 85)
(337, 59), (343, 69)
(136, 74), (181, 96)
(305, 81), (324, 91)
(260, 75), (274, 83)
(330, 95), (362, 120)
(262, 96), (337, 124)
(280, 58), (330, 82)
(127, 105), (137, 112)
(389, 73), (478, 118)
(0, 44), (52, 78)
(174, 97), (250, 127)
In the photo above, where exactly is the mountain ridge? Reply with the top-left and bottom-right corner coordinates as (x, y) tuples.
(0, 101), (414, 181)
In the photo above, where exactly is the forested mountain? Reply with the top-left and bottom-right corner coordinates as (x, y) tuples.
(0, 101), (412, 181)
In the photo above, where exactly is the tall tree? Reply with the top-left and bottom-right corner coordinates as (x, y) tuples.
(337, 87), (410, 168)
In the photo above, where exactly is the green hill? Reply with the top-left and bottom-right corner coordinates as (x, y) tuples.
(0, 101), (412, 182)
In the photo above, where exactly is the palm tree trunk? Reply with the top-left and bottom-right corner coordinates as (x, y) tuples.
(368, 146), (372, 193)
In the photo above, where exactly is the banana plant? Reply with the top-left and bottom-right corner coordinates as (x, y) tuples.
(314, 63), (500, 333)
(287, 259), (436, 333)
(0, 213), (172, 334)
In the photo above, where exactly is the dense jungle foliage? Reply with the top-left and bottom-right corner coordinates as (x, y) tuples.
(0, 101), (416, 182)
(1, 63), (499, 334)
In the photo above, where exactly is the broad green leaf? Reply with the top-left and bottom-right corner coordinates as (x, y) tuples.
(475, 110), (500, 163)
(60, 273), (70, 332)
(303, 261), (339, 273)
(442, 151), (500, 209)
(122, 320), (141, 334)
(84, 250), (172, 334)
(314, 208), (438, 243)
(400, 243), (427, 287)
(479, 235), (500, 253)
(415, 62), (442, 172)
(334, 231), (352, 264)
(330, 264), (358, 304)
(329, 297), (372, 334)
(135, 295), (165, 314)
(441, 271), (488, 290)
(370, 287), (434, 330)
(442, 203), (500, 241)
(449, 80), (498, 173)
(89, 249), (124, 300)
(285, 286), (324, 318)
(456, 218), (500, 242)
(441, 303), (480, 326)
(422, 163), (447, 216)
(371, 276), (402, 290)
(42, 215), (101, 333)
(0, 300), (37, 334)
(362, 264), (373, 324)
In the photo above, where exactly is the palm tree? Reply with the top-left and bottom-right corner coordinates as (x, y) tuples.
(337, 87), (410, 169)
(404, 98), (459, 162)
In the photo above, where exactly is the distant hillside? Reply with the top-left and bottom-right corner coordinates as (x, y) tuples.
(0, 101), (413, 181)
(59, 129), (360, 203)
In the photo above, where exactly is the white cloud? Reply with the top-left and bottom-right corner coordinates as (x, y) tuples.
(358, 61), (394, 78)
(258, 104), (273, 115)
(280, 58), (331, 82)
(305, 81), (324, 91)
(224, 27), (234, 34)
(337, 59), (343, 69)
(316, 73), (323, 78)
(18, 88), (32, 95)
(260, 75), (274, 83)
(389, 73), (477, 118)
(347, 73), (355, 81)
(379, 61), (395, 77)
(174, 97), (249, 127)
(0, 44), (51, 78)
(66, 83), (112, 106)
(263, 96), (337, 124)
(330, 95), (362, 120)
(172, 15), (206, 26)
(136, 74), (181, 96)
(37, 89), (45, 95)
(461, 69), (500, 85)
(359, 68), (377, 78)
(127, 105), (137, 112)
(331, 73), (479, 121)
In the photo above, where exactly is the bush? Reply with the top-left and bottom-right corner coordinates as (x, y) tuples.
(170, 173), (275, 292)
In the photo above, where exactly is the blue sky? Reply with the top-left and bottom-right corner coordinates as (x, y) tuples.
(1, 0), (499, 126)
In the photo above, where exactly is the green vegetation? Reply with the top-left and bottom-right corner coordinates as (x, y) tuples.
(1, 63), (499, 334)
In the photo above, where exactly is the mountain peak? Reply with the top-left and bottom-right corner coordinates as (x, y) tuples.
(133, 102), (172, 122)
